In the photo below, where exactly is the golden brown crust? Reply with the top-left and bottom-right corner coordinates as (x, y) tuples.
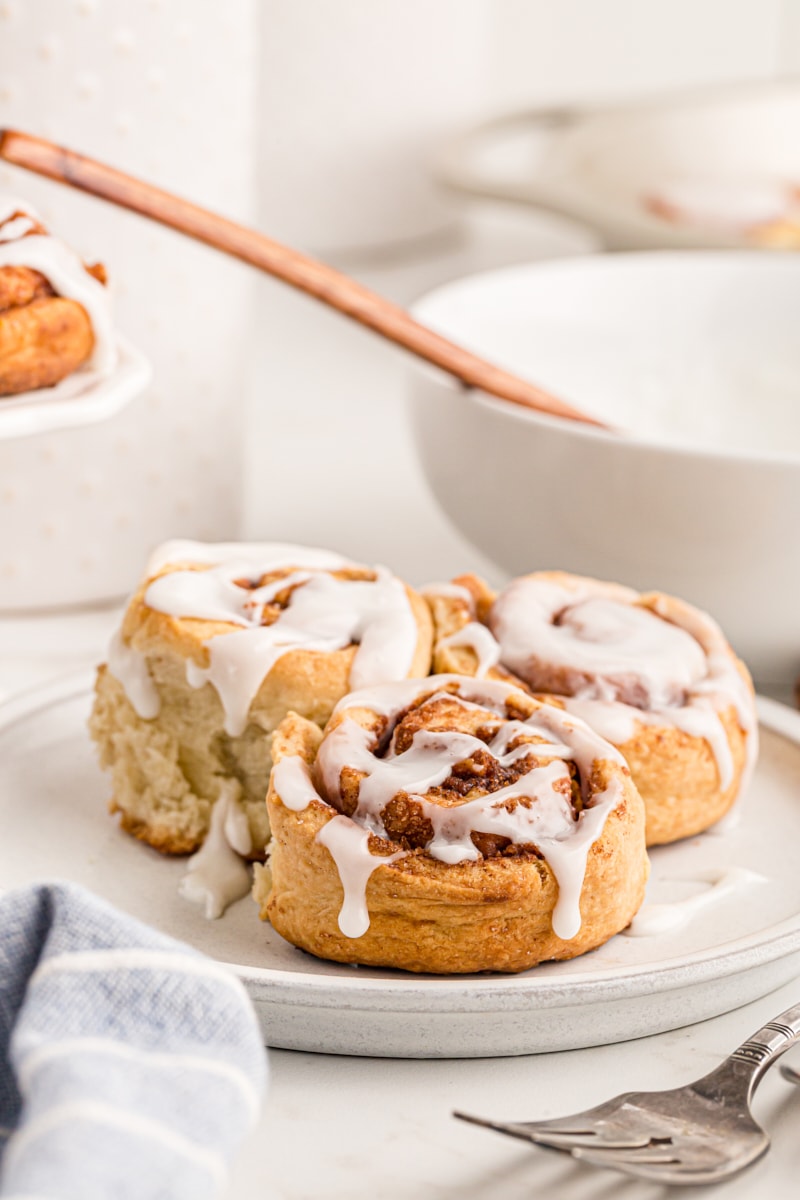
(613, 703), (749, 845)
(0, 207), (107, 395)
(114, 805), (201, 856)
(259, 688), (649, 974)
(426, 572), (754, 846)
(91, 558), (434, 858)
(0, 265), (54, 312)
(0, 295), (95, 396)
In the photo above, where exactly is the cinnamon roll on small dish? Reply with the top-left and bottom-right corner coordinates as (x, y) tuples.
(90, 541), (434, 869)
(0, 197), (115, 396)
(427, 572), (757, 846)
(257, 675), (648, 973)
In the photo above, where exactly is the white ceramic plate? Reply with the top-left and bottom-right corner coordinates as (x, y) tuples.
(438, 81), (800, 251)
(2, 676), (800, 1059)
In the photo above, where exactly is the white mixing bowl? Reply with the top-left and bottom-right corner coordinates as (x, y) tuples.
(408, 252), (800, 687)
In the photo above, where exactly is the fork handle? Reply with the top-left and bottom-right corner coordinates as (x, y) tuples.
(694, 1002), (800, 1106)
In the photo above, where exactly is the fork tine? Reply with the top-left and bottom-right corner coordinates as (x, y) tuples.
(781, 1064), (800, 1084)
(453, 1111), (548, 1143)
(520, 1130), (654, 1151)
(569, 1145), (760, 1186)
(571, 1144), (680, 1166)
(453, 1111), (584, 1147)
(453, 1112), (651, 1152)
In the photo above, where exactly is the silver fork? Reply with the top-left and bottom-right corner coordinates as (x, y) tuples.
(455, 1002), (800, 1185)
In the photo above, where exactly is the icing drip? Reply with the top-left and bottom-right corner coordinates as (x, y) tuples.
(272, 755), (320, 812)
(626, 867), (765, 937)
(562, 696), (736, 790)
(0, 196), (116, 373)
(490, 577), (757, 792)
(107, 629), (160, 719)
(276, 676), (626, 942)
(127, 542), (419, 737)
(316, 817), (405, 938)
(178, 780), (252, 919)
(438, 621), (501, 678)
(651, 593), (759, 785)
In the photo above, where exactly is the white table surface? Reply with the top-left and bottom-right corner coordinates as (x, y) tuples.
(2, 208), (799, 1199)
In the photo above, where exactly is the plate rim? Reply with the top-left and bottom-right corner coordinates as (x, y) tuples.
(2, 675), (799, 1013)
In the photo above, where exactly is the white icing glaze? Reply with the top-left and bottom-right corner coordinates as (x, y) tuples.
(108, 542), (419, 737)
(0, 196), (116, 373)
(316, 817), (405, 938)
(331, 673), (525, 718)
(626, 867), (764, 937)
(161, 570), (417, 737)
(420, 582), (473, 604)
(146, 539), (351, 577)
(492, 578), (706, 708)
(0, 214), (35, 241)
(106, 628), (160, 719)
(438, 621), (501, 678)
(275, 676), (627, 942)
(561, 695), (736, 790)
(272, 755), (320, 812)
(178, 780), (252, 919)
(651, 592), (759, 785)
(490, 576), (758, 793)
(222, 788), (253, 857)
(0, 196), (42, 228)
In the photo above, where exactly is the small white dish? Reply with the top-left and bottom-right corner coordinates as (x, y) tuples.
(1, 676), (800, 1059)
(0, 336), (151, 440)
(439, 81), (800, 251)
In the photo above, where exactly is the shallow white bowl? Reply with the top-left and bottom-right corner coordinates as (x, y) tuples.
(439, 81), (800, 251)
(408, 252), (800, 687)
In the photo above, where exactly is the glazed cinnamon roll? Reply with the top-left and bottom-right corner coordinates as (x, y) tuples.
(90, 541), (434, 885)
(0, 196), (114, 396)
(427, 572), (757, 846)
(257, 675), (648, 974)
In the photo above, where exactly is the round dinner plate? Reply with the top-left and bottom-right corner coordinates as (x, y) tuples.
(1, 675), (799, 1059)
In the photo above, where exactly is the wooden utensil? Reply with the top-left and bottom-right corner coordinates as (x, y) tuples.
(0, 128), (606, 428)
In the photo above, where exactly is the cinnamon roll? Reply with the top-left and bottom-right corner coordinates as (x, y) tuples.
(427, 572), (757, 846)
(90, 541), (434, 876)
(0, 196), (114, 396)
(257, 675), (648, 974)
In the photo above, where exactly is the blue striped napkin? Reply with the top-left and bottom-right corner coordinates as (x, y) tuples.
(0, 882), (267, 1200)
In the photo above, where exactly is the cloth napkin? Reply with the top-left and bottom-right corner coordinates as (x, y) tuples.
(0, 882), (267, 1200)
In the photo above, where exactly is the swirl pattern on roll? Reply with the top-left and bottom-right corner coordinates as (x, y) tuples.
(428, 571), (757, 845)
(0, 195), (116, 393)
(91, 541), (434, 915)
(262, 674), (648, 973)
(110, 540), (430, 737)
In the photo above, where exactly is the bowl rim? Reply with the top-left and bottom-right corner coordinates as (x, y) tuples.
(410, 249), (800, 468)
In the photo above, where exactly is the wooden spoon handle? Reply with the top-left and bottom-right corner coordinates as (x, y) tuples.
(0, 128), (605, 427)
